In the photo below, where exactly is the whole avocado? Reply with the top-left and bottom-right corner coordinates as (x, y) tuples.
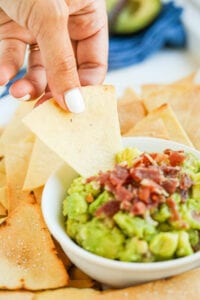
(107, 0), (162, 34)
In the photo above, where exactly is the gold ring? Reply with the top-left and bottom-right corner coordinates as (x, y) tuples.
(29, 43), (40, 52)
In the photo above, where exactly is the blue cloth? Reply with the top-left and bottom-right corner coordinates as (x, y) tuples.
(0, 1), (186, 98)
(108, 1), (186, 70)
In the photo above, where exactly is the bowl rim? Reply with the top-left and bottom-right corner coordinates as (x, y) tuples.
(42, 137), (200, 270)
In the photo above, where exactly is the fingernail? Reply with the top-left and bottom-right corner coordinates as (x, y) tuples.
(13, 94), (31, 101)
(64, 88), (85, 113)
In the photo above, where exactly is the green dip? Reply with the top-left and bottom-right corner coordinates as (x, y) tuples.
(63, 147), (200, 262)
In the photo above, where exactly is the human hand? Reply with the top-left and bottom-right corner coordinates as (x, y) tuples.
(0, 0), (108, 112)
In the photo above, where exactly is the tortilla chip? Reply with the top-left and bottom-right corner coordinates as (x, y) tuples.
(36, 288), (99, 300)
(0, 162), (6, 188)
(23, 86), (122, 177)
(4, 142), (33, 212)
(100, 268), (200, 300)
(0, 203), (7, 216)
(32, 186), (44, 204)
(0, 138), (4, 159)
(117, 88), (146, 135)
(23, 138), (63, 190)
(1, 101), (35, 145)
(53, 238), (71, 270)
(0, 199), (68, 290)
(142, 84), (200, 149)
(0, 186), (8, 209)
(126, 104), (193, 146)
(0, 291), (34, 300)
(125, 118), (170, 140)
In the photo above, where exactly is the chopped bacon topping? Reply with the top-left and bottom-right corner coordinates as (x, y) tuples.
(89, 148), (192, 217)
(96, 200), (120, 217)
(164, 149), (186, 166)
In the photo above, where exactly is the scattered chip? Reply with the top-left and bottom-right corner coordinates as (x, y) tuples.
(125, 118), (170, 140)
(126, 104), (193, 146)
(23, 86), (122, 177)
(117, 88), (146, 135)
(0, 199), (68, 290)
(142, 84), (200, 149)
(4, 142), (34, 212)
(1, 102), (35, 145)
(23, 138), (63, 190)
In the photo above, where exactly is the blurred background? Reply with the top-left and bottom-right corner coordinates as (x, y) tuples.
(105, 0), (200, 87)
(1, 0), (200, 99)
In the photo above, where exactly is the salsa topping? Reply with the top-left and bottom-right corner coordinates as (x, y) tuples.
(87, 150), (193, 218)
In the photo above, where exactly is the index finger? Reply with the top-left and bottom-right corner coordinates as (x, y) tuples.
(76, 23), (108, 86)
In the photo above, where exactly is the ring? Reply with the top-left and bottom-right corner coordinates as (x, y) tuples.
(29, 43), (40, 52)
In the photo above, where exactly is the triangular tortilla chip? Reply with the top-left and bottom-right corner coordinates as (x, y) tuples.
(117, 88), (146, 135)
(0, 291), (34, 300)
(0, 186), (8, 209)
(23, 138), (63, 190)
(36, 288), (99, 300)
(125, 118), (170, 140)
(4, 142), (33, 212)
(142, 84), (200, 149)
(0, 199), (68, 290)
(23, 86), (122, 177)
(32, 186), (44, 204)
(0, 138), (4, 158)
(1, 101), (35, 145)
(127, 104), (193, 147)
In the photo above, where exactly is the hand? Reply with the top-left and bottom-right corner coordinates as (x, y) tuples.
(0, 0), (108, 112)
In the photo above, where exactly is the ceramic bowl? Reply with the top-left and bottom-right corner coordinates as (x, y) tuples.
(42, 137), (200, 288)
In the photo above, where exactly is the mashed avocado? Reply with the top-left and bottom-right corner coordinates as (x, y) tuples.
(63, 147), (200, 262)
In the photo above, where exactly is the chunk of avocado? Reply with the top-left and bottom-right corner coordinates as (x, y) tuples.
(108, 0), (162, 34)
(63, 192), (88, 220)
(176, 231), (193, 257)
(77, 218), (124, 259)
(114, 211), (157, 240)
(149, 232), (178, 259)
(119, 237), (149, 262)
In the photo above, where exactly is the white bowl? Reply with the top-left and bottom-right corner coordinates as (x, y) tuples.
(42, 137), (200, 288)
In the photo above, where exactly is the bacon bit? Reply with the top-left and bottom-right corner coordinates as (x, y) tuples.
(115, 185), (133, 202)
(130, 166), (162, 184)
(109, 165), (129, 186)
(96, 200), (120, 217)
(131, 201), (146, 216)
(161, 165), (180, 177)
(167, 197), (180, 221)
(86, 193), (94, 203)
(164, 149), (186, 166)
(138, 186), (150, 203)
(150, 153), (169, 164)
(162, 178), (178, 194)
(141, 179), (168, 197)
(180, 173), (193, 190)
(120, 200), (132, 211)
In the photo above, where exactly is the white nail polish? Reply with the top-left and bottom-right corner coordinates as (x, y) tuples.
(14, 94), (31, 101)
(64, 88), (85, 113)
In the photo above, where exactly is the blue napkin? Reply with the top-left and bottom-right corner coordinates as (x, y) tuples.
(108, 1), (186, 70)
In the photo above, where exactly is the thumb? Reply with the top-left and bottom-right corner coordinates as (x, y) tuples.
(34, 0), (85, 112)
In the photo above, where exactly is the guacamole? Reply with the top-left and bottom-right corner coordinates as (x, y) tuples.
(63, 147), (200, 262)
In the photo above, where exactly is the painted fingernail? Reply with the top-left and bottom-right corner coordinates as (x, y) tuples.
(64, 88), (85, 113)
(13, 94), (31, 101)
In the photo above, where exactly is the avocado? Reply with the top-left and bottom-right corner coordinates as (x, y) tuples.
(63, 192), (88, 220)
(149, 232), (179, 259)
(114, 211), (157, 240)
(107, 0), (162, 34)
(119, 237), (149, 262)
(76, 218), (124, 259)
(176, 231), (193, 257)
